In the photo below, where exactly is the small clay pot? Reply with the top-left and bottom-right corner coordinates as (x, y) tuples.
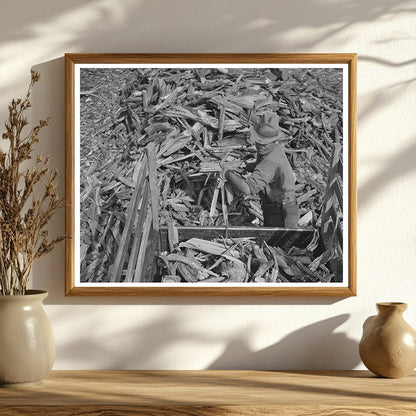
(359, 302), (416, 378)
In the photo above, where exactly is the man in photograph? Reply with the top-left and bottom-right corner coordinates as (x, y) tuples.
(220, 111), (299, 228)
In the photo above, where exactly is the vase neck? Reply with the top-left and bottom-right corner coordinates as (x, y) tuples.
(0, 290), (48, 304)
(377, 302), (407, 316)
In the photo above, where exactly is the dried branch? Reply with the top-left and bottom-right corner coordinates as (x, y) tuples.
(0, 71), (65, 295)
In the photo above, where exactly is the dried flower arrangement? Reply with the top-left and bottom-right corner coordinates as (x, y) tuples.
(0, 71), (65, 295)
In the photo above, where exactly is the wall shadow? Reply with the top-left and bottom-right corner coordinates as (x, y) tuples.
(359, 139), (416, 209)
(1, 0), (412, 55)
(30, 56), (67, 303)
(54, 311), (214, 369)
(359, 56), (416, 67)
(53, 310), (359, 370)
(207, 314), (360, 370)
(0, 0), (414, 97)
(358, 78), (416, 126)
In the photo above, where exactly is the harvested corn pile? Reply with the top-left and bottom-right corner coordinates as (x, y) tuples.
(79, 66), (343, 283)
(159, 229), (334, 283)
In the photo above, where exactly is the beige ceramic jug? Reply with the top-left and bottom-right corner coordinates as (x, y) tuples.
(359, 302), (416, 378)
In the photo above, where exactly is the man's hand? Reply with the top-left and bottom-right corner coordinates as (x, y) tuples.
(220, 169), (251, 196)
(219, 160), (244, 175)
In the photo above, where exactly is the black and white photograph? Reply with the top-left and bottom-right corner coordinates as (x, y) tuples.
(65, 54), (356, 296)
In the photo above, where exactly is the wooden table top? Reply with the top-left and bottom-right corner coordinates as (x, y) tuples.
(1, 370), (415, 415)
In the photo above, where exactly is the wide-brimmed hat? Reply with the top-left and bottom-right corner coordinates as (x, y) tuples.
(250, 111), (285, 144)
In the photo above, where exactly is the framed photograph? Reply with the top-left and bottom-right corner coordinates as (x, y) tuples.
(65, 53), (356, 296)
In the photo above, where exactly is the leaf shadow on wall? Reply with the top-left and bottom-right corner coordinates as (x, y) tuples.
(1, 0), (413, 52)
(358, 78), (415, 127)
(57, 0), (413, 53)
(52, 309), (359, 370)
(356, 52), (416, 209)
(358, 139), (416, 209)
(0, 0), (414, 97)
(207, 314), (360, 370)
(53, 310), (220, 369)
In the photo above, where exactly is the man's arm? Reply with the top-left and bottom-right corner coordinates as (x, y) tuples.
(224, 170), (251, 195)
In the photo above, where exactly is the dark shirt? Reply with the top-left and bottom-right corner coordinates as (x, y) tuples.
(246, 144), (295, 204)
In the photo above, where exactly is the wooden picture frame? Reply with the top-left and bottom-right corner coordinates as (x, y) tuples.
(65, 53), (356, 296)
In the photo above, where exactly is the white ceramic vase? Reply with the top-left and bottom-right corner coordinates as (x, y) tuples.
(0, 290), (55, 387)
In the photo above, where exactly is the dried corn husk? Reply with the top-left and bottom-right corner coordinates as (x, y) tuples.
(80, 67), (343, 283)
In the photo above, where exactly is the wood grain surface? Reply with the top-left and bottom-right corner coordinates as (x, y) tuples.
(65, 53), (357, 64)
(1, 370), (415, 415)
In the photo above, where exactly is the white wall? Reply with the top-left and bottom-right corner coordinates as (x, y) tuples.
(1, 0), (415, 370)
